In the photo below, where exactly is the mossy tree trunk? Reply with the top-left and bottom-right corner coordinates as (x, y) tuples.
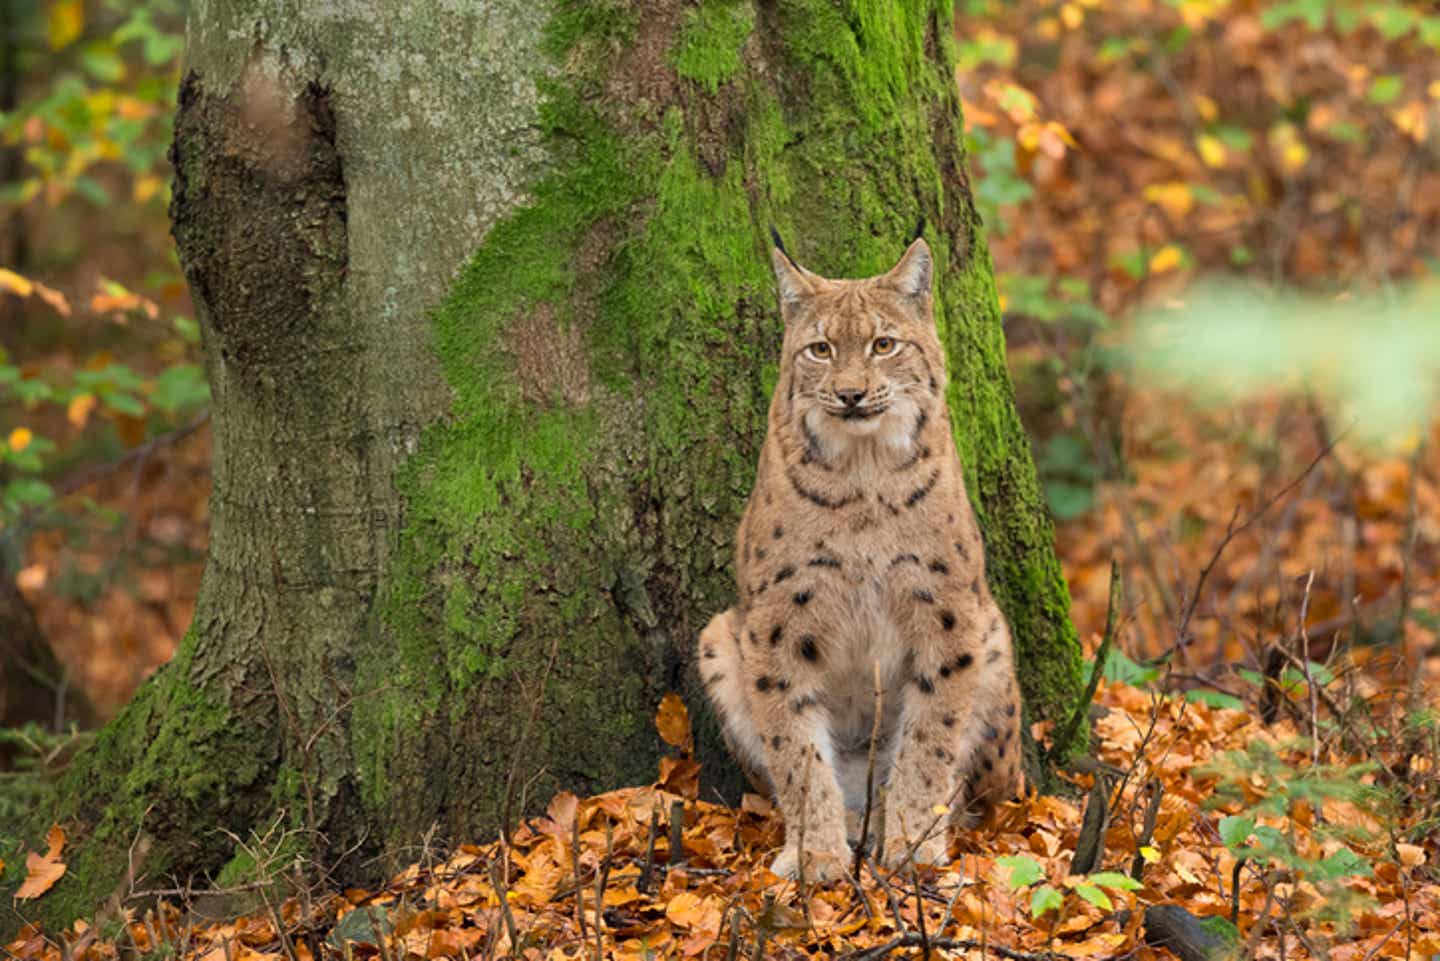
(3, 0), (1082, 931)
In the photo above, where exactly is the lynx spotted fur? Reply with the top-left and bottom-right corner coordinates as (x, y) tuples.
(697, 235), (1023, 881)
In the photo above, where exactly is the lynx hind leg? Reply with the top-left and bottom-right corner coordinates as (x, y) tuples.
(947, 615), (1026, 827)
(697, 610), (769, 793)
(958, 675), (1025, 823)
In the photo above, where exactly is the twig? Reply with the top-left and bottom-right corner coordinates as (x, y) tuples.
(1236, 881), (1277, 960)
(1229, 858), (1246, 925)
(572, 806), (587, 941)
(1049, 557), (1122, 763)
(839, 934), (1073, 961)
(725, 905), (741, 961)
(750, 894), (773, 961)
(487, 858), (520, 952)
(500, 630), (563, 845)
(1297, 570), (1321, 765)
(1177, 438), (1337, 652)
(364, 907), (392, 961)
(52, 410), (210, 498)
(1070, 770), (1109, 876)
(1129, 779), (1163, 882)
(909, 865), (931, 961)
(854, 660), (883, 878)
(638, 806), (659, 894)
(593, 817), (612, 961)
(865, 856), (908, 936)
(720, 904), (743, 961)
(667, 798), (686, 869)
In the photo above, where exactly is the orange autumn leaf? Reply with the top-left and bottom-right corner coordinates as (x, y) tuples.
(16, 824), (66, 900)
(656, 756), (700, 800)
(33, 280), (71, 316)
(67, 392), (96, 428)
(654, 692), (692, 751)
(664, 890), (723, 933)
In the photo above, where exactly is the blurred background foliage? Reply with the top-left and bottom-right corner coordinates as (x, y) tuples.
(1, 0), (1437, 793)
(0, 0), (205, 735)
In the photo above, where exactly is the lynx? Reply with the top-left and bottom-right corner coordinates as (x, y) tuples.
(696, 232), (1023, 881)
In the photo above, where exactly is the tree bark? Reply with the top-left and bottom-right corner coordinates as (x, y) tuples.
(4, 0), (1082, 930)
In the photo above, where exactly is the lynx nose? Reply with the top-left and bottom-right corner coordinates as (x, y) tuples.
(835, 387), (867, 408)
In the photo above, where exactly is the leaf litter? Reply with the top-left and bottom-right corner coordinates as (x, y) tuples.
(8, 678), (1440, 960)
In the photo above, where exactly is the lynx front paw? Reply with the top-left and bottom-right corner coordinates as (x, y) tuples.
(769, 844), (850, 882)
(880, 833), (949, 870)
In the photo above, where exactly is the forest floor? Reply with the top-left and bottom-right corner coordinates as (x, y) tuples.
(5, 647), (1440, 961)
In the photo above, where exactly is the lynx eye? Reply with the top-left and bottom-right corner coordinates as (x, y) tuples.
(807, 342), (832, 360)
(872, 336), (896, 356)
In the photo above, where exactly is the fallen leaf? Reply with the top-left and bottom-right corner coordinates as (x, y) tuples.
(16, 825), (67, 900)
(67, 393), (96, 428)
(657, 756), (700, 800)
(655, 693), (692, 751)
(0, 267), (34, 297)
(1396, 843), (1425, 868)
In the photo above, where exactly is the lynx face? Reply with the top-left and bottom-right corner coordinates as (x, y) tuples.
(773, 244), (942, 459)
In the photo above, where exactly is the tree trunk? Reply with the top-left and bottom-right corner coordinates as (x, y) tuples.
(0, 565), (94, 742)
(4, 0), (1082, 930)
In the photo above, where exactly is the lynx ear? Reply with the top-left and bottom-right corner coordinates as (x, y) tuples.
(882, 237), (933, 300)
(771, 244), (817, 313)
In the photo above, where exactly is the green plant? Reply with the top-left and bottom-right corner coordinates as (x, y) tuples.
(996, 854), (1145, 936)
(1201, 738), (1385, 930)
(0, 723), (91, 831)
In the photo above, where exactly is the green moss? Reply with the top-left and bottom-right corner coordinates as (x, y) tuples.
(214, 828), (304, 889)
(672, 1), (754, 94)
(5, 632), (280, 935)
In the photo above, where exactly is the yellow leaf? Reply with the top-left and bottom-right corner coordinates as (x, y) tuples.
(1281, 140), (1309, 172)
(1139, 846), (1160, 863)
(931, 803), (951, 816)
(1060, 3), (1084, 29)
(133, 175), (163, 204)
(1193, 93), (1219, 122)
(1429, 79), (1440, 100)
(8, 427), (33, 452)
(1196, 134), (1226, 168)
(655, 692), (692, 750)
(47, 0), (83, 50)
(0, 267), (34, 297)
(67, 394), (95, 432)
(1391, 101), (1428, 143)
(1270, 122), (1308, 173)
(1148, 245), (1184, 274)
(1397, 843), (1426, 867)
(1143, 182), (1194, 218)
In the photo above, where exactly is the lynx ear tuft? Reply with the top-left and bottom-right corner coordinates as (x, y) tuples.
(770, 231), (815, 308)
(883, 237), (933, 300)
(908, 216), (926, 246)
